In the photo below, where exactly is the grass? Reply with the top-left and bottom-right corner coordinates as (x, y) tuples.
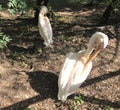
(0, 5), (2, 10)
(73, 95), (84, 110)
(0, 31), (11, 50)
(104, 105), (114, 110)
(24, 107), (36, 110)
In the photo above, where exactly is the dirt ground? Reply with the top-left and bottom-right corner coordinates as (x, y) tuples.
(0, 4), (120, 110)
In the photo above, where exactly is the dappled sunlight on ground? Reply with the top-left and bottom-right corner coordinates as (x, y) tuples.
(0, 4), (120, 110)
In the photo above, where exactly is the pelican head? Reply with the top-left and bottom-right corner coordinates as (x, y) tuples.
(86, 32), (109, 64)
(40, 6), (48, 16)
(90, 32), (109, 49)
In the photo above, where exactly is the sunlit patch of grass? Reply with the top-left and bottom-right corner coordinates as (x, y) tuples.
(94, 94), (99, 99)
(58, 35), (74, 42)
(111, 69), (116, 72)
(73, 95), (84, 110)
(0, 31), (12, 50)
(58, 35), (68, 42)
(36, 47), (42, 54)
(11, 52), (30, 66)
(104, 105), (113, 110)
(24, 107), (36, 110)
(12, 60), (17, 65)
(22, 61), (28, 67)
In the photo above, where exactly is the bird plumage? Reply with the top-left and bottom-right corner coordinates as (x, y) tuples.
(57, 32), (109, 102)
(38, 6), (53, 46)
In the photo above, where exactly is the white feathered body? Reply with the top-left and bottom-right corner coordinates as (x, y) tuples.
(38, 13), (53, 46)
(58, 50), (92, 101)
(58, 32), (109, 102)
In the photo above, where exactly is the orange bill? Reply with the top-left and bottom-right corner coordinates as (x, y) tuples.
(85, 48), (101, 65)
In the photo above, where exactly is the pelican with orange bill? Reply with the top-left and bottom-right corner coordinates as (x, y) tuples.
(57, 32), (109, 102)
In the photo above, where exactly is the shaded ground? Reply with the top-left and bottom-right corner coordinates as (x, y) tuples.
(0, 4), (120, 110)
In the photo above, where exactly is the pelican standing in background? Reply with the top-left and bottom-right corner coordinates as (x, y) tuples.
(58, 32), (109, 102)
(38, 6), (53, 46)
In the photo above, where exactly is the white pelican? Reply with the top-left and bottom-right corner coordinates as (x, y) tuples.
(38, 6), (53, 46)
(57, 32), (109, 102)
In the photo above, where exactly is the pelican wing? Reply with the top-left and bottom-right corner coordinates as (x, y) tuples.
(38, 15), (53, 46)
(58, 52), (79, 88)
(58, 51), (92, 101)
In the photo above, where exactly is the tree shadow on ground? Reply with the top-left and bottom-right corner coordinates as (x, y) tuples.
(27, 71), (58, 98)
(80, 93), (120, 109)
(1, 71), (58, 110)
(1, 95), (43, 110)
(1, 69), (120, 110)
(81, 69), (120, 88)
(0, 6), (120, 109)
(68, 92), (120, 109)
(0, 18), (48, 56)
(73, 69), (120, 109)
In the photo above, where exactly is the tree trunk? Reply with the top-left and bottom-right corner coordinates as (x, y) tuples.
(84, 0), (94, 7)
(99, 0), (117, 25)
(37, 0), (49, 6)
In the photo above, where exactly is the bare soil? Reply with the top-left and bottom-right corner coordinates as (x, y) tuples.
(0, 4), (120, 110)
